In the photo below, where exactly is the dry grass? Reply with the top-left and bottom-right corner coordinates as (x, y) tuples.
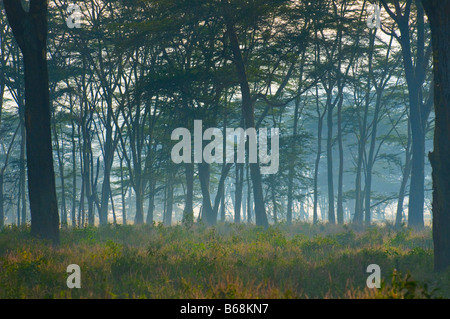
(0, 222), (448, 299)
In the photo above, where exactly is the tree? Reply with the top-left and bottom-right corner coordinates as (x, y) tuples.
(380, 0), (432, 228)
(223, 6), (269, 227)
(3, 0), (59, 244)
(421, 0), (450, 271)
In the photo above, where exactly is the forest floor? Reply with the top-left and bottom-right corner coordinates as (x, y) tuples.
(0, 222), (449, 299)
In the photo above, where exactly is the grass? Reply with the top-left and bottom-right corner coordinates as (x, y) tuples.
(0, 222), (448, 299)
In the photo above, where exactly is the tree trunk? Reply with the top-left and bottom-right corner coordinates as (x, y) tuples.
(183, 162), (194, 226)
(313, 87), (325, 224)
(408, 102), (426, 228)
(225, 19), (268, 228)
(19, 115), (26, 225)
(4, 0), (59, 244)
(422, 0), (450, 272)
(336, 93), (344, 224)
(396, 121), (412, 228)
(212, 163), (232, 223)
(326, 94), (336, 224)
(71, 97), (77, 228)
(198, 162), (214, 225)
(271, 176), (277, 224)
(99, 123), (113, 225)
(53, 109), (67, 227)
(287, 69), (304, 225)
(220, 185), (225, 222)
(246, 163), (252, 223)
(353, 68), (372, 225)
(0, 173), (3, 228)
(134, 177), (144, 225)
(234, 163), (243, 223)
(0, 22), (4, 228)
(146, 179), (155, 225)
(120, 157), (127, 225)
(164, 173), (174, 226)
(381, 0), (431, 229)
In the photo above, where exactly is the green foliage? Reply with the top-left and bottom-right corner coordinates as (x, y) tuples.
(376, 269), (440, 299)
(0, 223), (447, 299)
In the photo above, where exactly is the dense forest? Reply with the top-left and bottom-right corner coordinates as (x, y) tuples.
(0, 0), (449, 300)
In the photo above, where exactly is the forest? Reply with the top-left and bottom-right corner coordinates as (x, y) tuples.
(0, 0), (449, 300)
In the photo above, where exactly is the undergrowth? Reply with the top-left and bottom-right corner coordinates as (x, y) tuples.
(0, 222), (448, 299)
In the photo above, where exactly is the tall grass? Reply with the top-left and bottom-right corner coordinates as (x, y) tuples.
(0, 222), (448, 298)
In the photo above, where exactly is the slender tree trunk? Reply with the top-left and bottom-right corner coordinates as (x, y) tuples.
(146, 179), (155, 225)
(134, 176), (144, 225)
(314, 89), (325, 224)
(183, 162), (194, 226)
(362, 33), (376, 226)
(71, 98), (77, 228)
(0, 173), (3, 228)
(234, 163), (243, 223)
(99, 116), (113, 225)
(212, 163), (232, 223)
(287, 170), (294, 224)
(0, 22), (4, 228)
(19, 115), (26, 225)
(354, 82), (372, 224)
(120, 157), (127, 225)
(53, 111), (67, 227)
(271, 176), (277, 224)
(220, 185), (225, 222)
(110, 187), (116, 225)
(353, 111), (367, 225)
(326, 93), (336, 224)
(164, 172), (174, 226)
(365, 90), (383, 226)
(128, 187), (133, 224)
(246, 163), (252, 224)
(287, 65), (304, 225)
(396, 125), (412, 228)
(4, 0), (59, 243)
(336, 94), (344, 224)
(78, 171), (84, 227)
(198, 162), (214, 225)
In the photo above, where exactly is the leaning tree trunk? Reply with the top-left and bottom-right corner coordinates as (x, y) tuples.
(3, 0), (59, 244)
(422, 0), (450, 272)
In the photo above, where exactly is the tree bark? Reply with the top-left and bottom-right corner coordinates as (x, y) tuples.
(225, 20), (268, 228)
(396, 121), (412, 228)
(3, 0), (59, 244)
(164, 171), (174, 226)
(421, 0), (450, 272)
(234, 163), (243, 223)
(18, 113), (26, 225)
(326, 92), (336, 224)
(313, 86), (325, 224)
(0, 173), (3, 228)
(70, 92), (77, 227)
(381, 0), (432, 229)
(336, 93), (344, 225)
(198, 162), (214, 225)
(183, 162), (194, 226)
